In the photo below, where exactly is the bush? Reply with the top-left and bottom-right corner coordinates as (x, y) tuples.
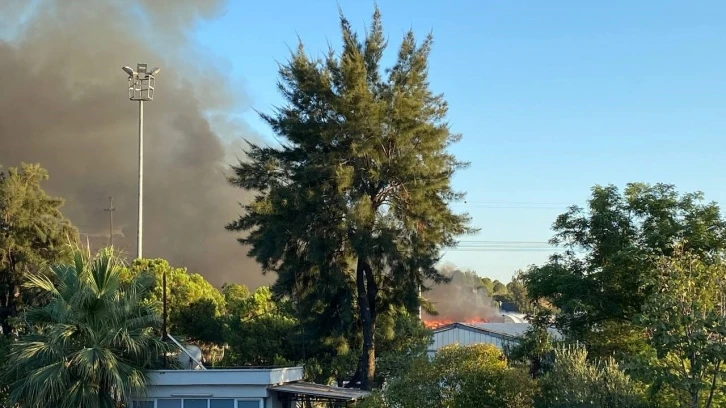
(369, 344), (537, 408)
(536, 345), (649, 408)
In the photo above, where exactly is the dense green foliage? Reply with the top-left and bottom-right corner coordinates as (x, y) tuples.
(505, 309), (558, 379)
(360, 344), (536, 408)
(1, 247), (168, 408)
(523, 183), (726, 357)
(0, 163), (78, 336)
(121, 258), (225, 319)
(221, 285), (300, 367)
(513, 183), (726, 408)
(227, 7), (473, 388)
(537, 346), (649, 408)
(629, 245), (726, 408)
(3, 173), (726, 407)
(5, 7), (726, 407)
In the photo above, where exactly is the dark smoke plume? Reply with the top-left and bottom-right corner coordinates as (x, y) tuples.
(0, 0), (266, 287)
(424, 264), (503, 323)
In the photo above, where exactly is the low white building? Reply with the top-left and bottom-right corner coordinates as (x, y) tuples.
(131, 366), (369, 408)
(428, 322), (560, 357)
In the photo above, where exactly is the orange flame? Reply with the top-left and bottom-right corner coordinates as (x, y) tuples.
(423, 317), (488, 329)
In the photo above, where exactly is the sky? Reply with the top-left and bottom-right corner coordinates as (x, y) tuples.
(193, 0), (726, 283)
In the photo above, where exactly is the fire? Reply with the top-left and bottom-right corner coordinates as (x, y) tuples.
(423, 319), (453, 329)
(423, 317), (489, 329)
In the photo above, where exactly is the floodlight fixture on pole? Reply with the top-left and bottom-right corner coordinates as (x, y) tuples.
(122, 63), (160, 260)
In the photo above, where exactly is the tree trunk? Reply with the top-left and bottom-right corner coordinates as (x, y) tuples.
(690, 387), (699, 408)
(356, 257), (377, 390)
(0, 302), (11, 337)
(705, 360), (721, 408)
(344, 354), (363, 388)
(0, 257), (17, 337)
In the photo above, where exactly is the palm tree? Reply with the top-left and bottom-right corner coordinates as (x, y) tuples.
(2, 246), (168, 408)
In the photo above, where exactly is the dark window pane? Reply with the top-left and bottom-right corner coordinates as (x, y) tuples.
(158, 400), (182, 408)
(183, 399), (208, 408)
(237, 401), (260, 408)
(209, 400), (234, 408)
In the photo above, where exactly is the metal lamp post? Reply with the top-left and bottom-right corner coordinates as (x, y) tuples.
(122, 63), (160, 260)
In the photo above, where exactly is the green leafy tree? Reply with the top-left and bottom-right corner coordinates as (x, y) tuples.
(630, 245), (726, 408)
(523, 183), (726, 357)
(222, 284), (278, 319)
(171, 299), (225, 344)
(374, 310), (432, 382)
(491, 280), (507, 296)
(221, 286), (300, 367)
(122, 260), (227, 366)
(0, 163), (77, 336)
(537, 346), (648, 408)
(365, 344), (536, 407)
(1, 247), (168, 408)
(480, 277), (495, 295)
(221, 282), (251, 314)
(434, 344), (508, 403)
(454, 366), (536, 408)
(506, 308), (558, 379)
(122, 258), (225, 332)
(227, 7), (473, 389)
(223, 312), (299, 367)
(506, 269), (533, 314)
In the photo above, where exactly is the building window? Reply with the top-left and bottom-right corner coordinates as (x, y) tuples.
(183, 399), (208, 408)
(236, 401), (261, 408)
(135, 398), (262, 408)
(209, 399), (235, 408)
(157, 400), (182, 408)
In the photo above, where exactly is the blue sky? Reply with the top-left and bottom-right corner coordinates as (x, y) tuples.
(194, 0), (726, 283)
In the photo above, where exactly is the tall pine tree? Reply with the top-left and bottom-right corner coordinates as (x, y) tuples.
(227, 7), (474, 389)
(0, 163), (77, 336)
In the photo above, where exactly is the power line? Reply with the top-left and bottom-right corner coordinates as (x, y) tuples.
(458, 240), (550, 244)
(446, 239), (582, 253)
(450, 200), (584, 210)
(446, 248), (567, 253)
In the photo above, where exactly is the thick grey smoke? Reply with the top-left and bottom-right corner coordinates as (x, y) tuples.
(0, 0), (267, 287)
(424, 264), (502, 323)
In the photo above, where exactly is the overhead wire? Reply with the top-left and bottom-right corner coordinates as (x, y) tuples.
(73, 200), (583, 252)
(445, 200), (584, 252)
(446, 240), (563, 252)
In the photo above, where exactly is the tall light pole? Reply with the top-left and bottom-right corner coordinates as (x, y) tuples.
(122, 63), (160, 259)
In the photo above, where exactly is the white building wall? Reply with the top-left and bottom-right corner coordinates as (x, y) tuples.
(131, 397), (268, 408)
(133, 367), (305, 408)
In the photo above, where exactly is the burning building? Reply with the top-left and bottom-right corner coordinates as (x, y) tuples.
(420, 266), (560, 355)
(421, 266), (510, 327)
(425, 322), (561, 357)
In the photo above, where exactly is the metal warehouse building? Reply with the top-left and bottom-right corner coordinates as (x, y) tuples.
(427, 322), (560, 357)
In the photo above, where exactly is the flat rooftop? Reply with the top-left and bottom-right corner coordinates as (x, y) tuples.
(149, 366), (304, 386)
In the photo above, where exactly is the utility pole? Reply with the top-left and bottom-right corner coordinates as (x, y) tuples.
(419, 285), (422, 320)
(104, 196), (116, 247)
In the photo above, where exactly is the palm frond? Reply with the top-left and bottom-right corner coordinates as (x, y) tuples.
(5, 246), (168, 408)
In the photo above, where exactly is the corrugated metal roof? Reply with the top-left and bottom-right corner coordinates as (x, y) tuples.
(433, 322), (560, 339)
(269, 381), (370, 401)
(470, 323), (532, 337)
